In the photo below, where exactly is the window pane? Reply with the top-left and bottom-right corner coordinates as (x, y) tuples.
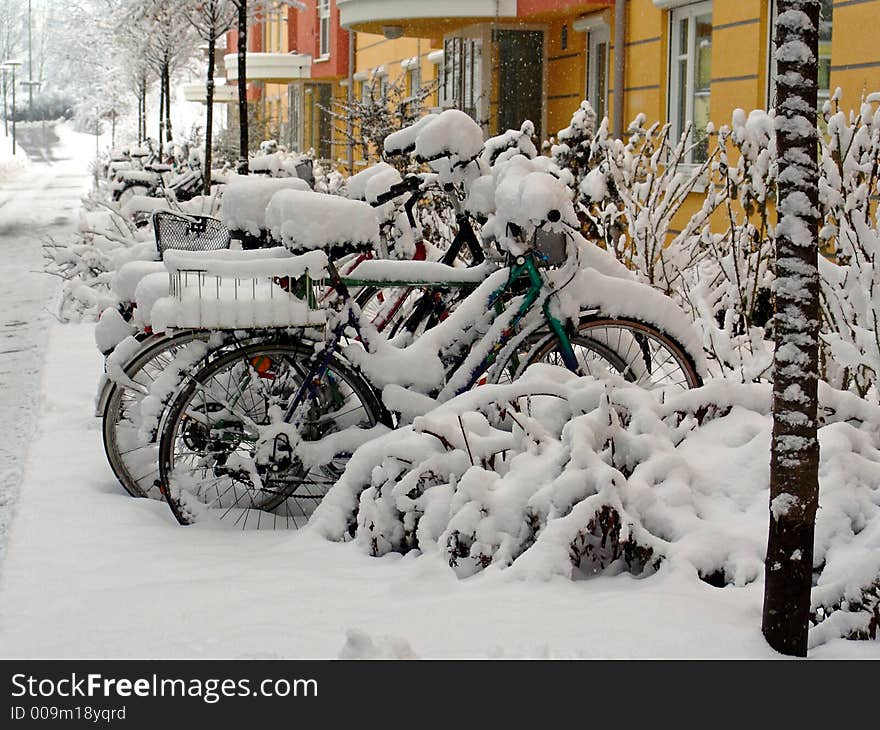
(818, 0), (832, 100)
(677, 57), (688, 140)
(694, 15), (712, 91)
(678, 16), (688, 57)
(596, 41), (607, 119)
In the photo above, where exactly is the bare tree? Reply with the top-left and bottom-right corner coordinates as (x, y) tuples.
(762, 0), (821, 657)
(181, 0), (237, 189)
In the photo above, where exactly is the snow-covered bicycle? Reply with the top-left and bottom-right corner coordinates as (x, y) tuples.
(151, 119), (705, 528)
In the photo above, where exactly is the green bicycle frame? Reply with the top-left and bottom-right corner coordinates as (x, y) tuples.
(337, 251), (579, 396)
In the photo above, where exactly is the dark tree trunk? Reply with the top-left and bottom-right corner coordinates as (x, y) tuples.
(762, 0), (822, 658)
(158, 70), (165, 157)
(236, 0), (249, 174)
(163, 61), (173, 153)
(139, 77), (145, 144)
(204, 32), (216, 192)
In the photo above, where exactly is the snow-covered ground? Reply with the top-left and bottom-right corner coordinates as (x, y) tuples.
(0, 322), (874, 658)
(0, 122), (876, 659)
(0, 123), (94, 560)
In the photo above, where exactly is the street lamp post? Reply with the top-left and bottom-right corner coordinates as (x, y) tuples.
(3, 60), (22, 155)
(27, 0), (33, 118)
(1, 66), (8, 137)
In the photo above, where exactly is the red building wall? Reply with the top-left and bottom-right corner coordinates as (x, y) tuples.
(289, 1), (350, 78)
(226, 23), (265, 101)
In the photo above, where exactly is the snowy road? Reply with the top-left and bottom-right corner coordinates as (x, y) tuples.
(0, 123), (93, 558)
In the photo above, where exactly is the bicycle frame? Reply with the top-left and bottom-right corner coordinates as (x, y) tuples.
(279, 249), (577, 429)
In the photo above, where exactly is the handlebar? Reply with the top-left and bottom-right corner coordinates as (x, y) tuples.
(370, 174), (423, 207)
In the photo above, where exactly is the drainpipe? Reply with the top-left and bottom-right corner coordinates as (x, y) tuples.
(347, 29), (354, 173)
(613, 0), (626, 138)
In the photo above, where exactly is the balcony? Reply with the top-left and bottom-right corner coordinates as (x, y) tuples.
(182, 82), (238, 104)
(224, 52), (312, 84)
(337, 0), (517, 35)
(338, 1), (614, 34)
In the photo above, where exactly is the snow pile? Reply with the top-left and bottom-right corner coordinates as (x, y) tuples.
(346, 162), (400, 201)
(220, 175), (311, 236)
(313, 368), (880, 646)
(414, 109), (484, 165)
(265, 189), (380, 253)
(480, 121), (538, 167)
(338, 629), (417, 659)
(384, 113), (438, 156)
(120, 195), (169, 220)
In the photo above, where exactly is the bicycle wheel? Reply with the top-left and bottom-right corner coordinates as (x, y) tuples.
(522, 317), (702, 390)
(114, 183), (151, 203)
(102, 330), (212, 498)
(158, 341), (387, 529)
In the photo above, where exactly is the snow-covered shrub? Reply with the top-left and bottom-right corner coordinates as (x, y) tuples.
(684, 110), (777, 381)
(313, 367), (880, 646)
(43, 197), (156, 321)
(817, 93), (880, 398)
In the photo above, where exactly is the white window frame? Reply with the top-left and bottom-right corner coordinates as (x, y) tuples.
(318, 0), (331, 60)
(668, 0), (713, 164)
(587, 24), (610, 122)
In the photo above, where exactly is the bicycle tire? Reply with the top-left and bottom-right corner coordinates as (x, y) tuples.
(158, 341), (388, 528)
(519, 316), (703, 390)
(102, 330), (213, 498)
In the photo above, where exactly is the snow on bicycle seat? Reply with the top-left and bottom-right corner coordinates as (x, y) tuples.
(346, 259), (494, 286)
(113, 260), (166, 304)
(413, 109), (484, 165)
(220, 175), (310, 237)
(346, 162), (402, 203)
(146, 247), (329, 333)
(120, 195), (168, 218)
(384, 113), (439, 157)
(266, 189), (380, 256)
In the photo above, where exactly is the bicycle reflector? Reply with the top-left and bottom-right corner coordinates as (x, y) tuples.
(251, 355), (275, 376)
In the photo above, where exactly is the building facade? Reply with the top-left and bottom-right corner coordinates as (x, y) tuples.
(338, 0), (880, 148)
(196, 1), (880, 174)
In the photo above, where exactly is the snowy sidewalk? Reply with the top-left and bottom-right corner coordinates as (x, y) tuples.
(0, 123), (94, 561)
(0, 324), (875, 658)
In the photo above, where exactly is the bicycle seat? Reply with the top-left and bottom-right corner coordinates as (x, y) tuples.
(265, 189), (380, 256)
(220, 175), (310, 237)
(413, 109), (484, 166)
(384, 113), (439, 157)
(346, 162), (402, 204)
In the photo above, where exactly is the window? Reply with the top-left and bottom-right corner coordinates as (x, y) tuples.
(669, 1), (712, 163)
(587, 25), (610, 122)
(441, 36), (482, 121)
(289, 85), (302, 151)
(318, 0), (331, 59)
(406, 64), (421, 98)
(767, 0), (832, 109)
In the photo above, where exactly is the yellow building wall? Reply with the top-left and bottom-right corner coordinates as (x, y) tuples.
(829, 0), (880, 109)
(350, 33), (442, 166)
(260, 12), (290, 140)
(546, 18), (587, 137)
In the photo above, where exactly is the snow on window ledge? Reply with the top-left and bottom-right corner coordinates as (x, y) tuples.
(653, 0), (702, 8)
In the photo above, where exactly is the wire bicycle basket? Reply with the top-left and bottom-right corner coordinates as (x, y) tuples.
(152, 210), (232, 260)
(151, 249), (330, 333)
